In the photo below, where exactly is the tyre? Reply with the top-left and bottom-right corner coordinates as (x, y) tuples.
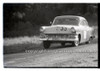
(61, 42), (65, 46)
(86, 37), (93, 44)
(72, 35), (80, 47)
(43, 41), (50, 49)
(72, 40), (79, 47)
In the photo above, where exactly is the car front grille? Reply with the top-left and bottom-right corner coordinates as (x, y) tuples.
(45, 34), (76, 38)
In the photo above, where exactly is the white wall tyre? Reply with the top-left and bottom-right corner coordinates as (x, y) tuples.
(72, 35), (80, 47)
(72, 40), (79, 47)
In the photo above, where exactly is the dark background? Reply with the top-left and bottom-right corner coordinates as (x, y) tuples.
(3, 3), (98, 37)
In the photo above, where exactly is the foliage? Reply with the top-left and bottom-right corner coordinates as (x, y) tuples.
(3, 3), (98, 37)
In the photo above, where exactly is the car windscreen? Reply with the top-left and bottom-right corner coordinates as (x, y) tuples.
(53, 17), (79, 25)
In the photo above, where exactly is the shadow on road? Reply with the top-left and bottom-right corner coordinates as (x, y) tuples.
(48, 43), (74, 50)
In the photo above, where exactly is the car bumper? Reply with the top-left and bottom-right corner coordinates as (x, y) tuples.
(40, 37), (78, 41)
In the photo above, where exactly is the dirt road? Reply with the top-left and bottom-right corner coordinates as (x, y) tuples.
(4, 39), (98, 67)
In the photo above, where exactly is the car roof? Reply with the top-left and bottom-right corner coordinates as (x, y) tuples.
(55, 15), (86, 20)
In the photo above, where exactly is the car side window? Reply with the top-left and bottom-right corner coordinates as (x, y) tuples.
(84, 20), (89, 27)
(80, 20), (88, 27)
(80, 21), (85, 26)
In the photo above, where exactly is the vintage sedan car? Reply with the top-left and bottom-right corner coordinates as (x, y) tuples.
(40, 15), (95, 49)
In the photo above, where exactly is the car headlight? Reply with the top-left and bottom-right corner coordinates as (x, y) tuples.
(40, 33), (47, 38)
(40, 27), (45, 32)
(71, 27), (76, 33)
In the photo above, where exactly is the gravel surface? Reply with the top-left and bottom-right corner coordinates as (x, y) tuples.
(4, 41), (98, 67)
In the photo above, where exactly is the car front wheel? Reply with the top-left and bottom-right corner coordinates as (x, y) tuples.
(43, 41), (51, 49)
(72, 35), (80, 47)
(72, 40), (79, 47)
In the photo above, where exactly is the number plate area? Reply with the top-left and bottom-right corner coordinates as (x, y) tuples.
(46, 34), (76, 40)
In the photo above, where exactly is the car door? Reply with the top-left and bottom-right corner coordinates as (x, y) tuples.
(79, 20), (89, 42)
(83, 20), (91, 41)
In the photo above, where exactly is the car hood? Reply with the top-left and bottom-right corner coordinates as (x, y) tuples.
(42, 25), (79, 34)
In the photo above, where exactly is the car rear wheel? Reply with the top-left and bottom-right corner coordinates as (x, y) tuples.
(43, 41), (51, 49)
(86, 37), (93, 44)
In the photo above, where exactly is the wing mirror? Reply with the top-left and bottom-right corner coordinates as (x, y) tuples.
(50, 21), (52, 25)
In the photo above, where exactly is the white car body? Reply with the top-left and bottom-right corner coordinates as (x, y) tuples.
(40, 15), (95, 48)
